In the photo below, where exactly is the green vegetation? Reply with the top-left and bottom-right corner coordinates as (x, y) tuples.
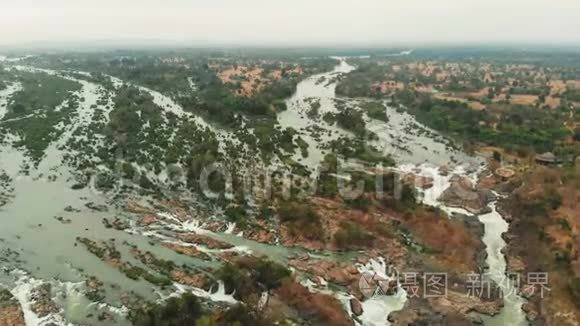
(1, 71), (82, 162)
(278, 201), (323, 240)
(327, 136), (394, 166)
(131, 292), (270, 326)
(333, 221), (375, 248)
(405, 96), (571, 154)
(570, 277), (580, 306)
(5, 71), (81, 118)
(335, 63), (391, 98)
(218, 257), (291, 300)
(510, 186), (562, 217)
(131, 292), (204, 326)
(360, 100), (389, 122)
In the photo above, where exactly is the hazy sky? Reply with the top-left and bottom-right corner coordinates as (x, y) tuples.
(0, 0), (579, 47)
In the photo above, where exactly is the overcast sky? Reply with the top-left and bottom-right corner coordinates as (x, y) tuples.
(0, 0), (579, 47)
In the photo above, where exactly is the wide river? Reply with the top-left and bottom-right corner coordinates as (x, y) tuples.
(0, 57), (526, 325)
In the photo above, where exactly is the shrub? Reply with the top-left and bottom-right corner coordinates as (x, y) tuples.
(574, 128), (580, 142)
(278, 201), (323, 240)
(333, 221), (375, 248)
(569, 277), (580, 306)
(131, 292), (203, 326)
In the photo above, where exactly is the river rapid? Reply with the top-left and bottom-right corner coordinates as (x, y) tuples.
(279, 58), (527, 325)
(0, 57), (527, 325)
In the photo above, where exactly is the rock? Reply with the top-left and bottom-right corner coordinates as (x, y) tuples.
(521, 302), (538, 322)
(276, 280), (353, 326)
(297, 254), (310, 261)
(389, 306), (446, 326)
(162, 242), (211, 260)
(102, 217), (129, 230)
(85, 202), (108, 212)
(382, 280), (399, 295)
(177, 234), (233, 250)
(97, 311), (114, 322)
(126, 201), (153, 215)
(64, 205), (81, 213)
(506, 255), (526, 274)
(140, 214), (157, 226)
(439, 176), (493, 214)
(288, 259), (359, 286)
(30, 284), (58, 317)
(246, 229), (275, 244)
(432, 290), (502, 317)
(156, 200), (190, 221)
(403, 173), (434, 189)
(54, 216), (72, 224)
(0, 289), (25, 326)
(170, 270), (210, 290)
(350, 298), (363, 316)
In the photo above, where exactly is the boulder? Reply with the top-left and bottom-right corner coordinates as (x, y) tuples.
(177, 234), (233, 250)
(403, 173), (434, 189)
(439, 176), (494, 214)
(0, 289), (25, 326)
(30, 284), (58, 317)
(521, 302), (539, 322)
(288, 259), (359, 286)
(140, 214), (157, 226)
(350, 298), (363, 316)
(432, 290), (502, 317)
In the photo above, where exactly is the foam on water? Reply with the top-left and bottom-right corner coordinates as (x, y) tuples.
(355, 258), (408, 326)
(9, 271), (70, 326)
(224, 222), (236, 234)
(162, 280), (238, 305)
(399, 164), (527, 325)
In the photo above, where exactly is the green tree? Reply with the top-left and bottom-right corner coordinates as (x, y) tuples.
(574, 128), (580, 142)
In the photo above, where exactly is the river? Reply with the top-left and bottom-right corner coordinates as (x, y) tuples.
(0, 57), (527, 326)
(278, 57), (527, 325)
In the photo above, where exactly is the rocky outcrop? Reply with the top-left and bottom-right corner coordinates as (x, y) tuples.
(350, 298), (363, 316)
(439, 176), (494, 214)
(244, 221), (276, 244)
(156, 199), (190, 221)
(177, 234), (233, 250)
(126, 200), (154, 215)
(287, 256), (359, 287)
(30, 284), (58, 317)
(432, 290), (502, 318)
(521, 302), (539, 322)
(162, 242), (211, 260)
(245, 228), (276, 244)
(169, 270), (210, 290)
(402, 173), (434, 189)
(0, 289), (25, 326)
(140, 214), (157, 226)
(102, 217), (129, 230)
(275, 279), (353, 326)
(389, 304), (446, 326)
(451, 213), (487, 270)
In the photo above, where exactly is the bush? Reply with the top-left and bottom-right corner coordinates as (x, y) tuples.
(334, 221), (375, 248)
(574, 128), (580, 142)
(278, 201), (323, 240)
(217, 257), (291, 299)
(344, 195), (371, 211)
(131, 292), (203, 326)
(569, 277), (580, 306)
